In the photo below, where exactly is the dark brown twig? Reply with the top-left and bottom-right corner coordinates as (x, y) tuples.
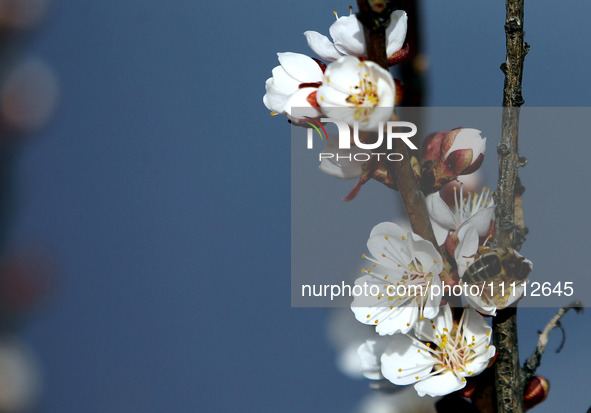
(522, 301), (583, 384)
(493, 1), (528, 412)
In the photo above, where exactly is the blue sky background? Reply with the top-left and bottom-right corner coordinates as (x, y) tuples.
(8, 0), (591, 411)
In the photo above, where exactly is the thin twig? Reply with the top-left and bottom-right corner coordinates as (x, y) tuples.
(522, 301), (583, 384)
(493, 1), (528, 412)
(356, 0), (438, 246)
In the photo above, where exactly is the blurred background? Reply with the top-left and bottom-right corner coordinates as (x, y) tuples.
(0, 0), (585, 412)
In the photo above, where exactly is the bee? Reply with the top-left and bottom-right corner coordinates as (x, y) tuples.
(463, 246), (532, 286)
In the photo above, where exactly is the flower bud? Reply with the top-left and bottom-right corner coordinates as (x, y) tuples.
(442, 128), (486, 175)
(523, 376), (549, 410)
(420, 128), (486, 194)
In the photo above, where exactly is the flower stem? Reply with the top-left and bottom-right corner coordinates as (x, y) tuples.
(493, 0), (528, 412)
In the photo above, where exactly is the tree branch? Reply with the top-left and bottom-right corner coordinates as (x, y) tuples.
(493, 1), (528, 412)
(522, 301), (583, 384)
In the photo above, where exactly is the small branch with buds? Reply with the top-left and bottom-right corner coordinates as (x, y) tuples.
(522, 301), (583, 384)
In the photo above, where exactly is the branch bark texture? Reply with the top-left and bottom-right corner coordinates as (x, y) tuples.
(493, 1), (527, 412)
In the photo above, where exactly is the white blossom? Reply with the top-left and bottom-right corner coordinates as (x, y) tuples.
(351, 222), (443, 335)
(317, 56), (395, 132)
(263, 52), (323, 121)
(380, 305), (495, 397)
(304, 10), (407, 63)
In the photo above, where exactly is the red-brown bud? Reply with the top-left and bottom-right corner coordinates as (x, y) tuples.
(420, 128), (486, 194)
(523, 376), (549, 410)
(441, 128), (486, 175)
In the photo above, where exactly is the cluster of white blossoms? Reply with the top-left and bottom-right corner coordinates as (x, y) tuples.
(264, 5), (534, 402)
(343, 129), (533, 396)
(263, 9), (407, 130)
(349, 219), (496, 397)
(349, 174), (532, 397)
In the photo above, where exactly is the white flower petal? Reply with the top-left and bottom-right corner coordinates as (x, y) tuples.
(431, 220), (450, 246)
(284, 87), (321, 119)
(426, 193), (458, 230)
(304, 30), (342, 62)
(458, 310), (494, 377)
(368, 62), (396, 107)
(421, 286), (442, 319)
(414, 371), (465, 397)
(461, 307), (491, 342)
(462, 206), (494, 237)
(263, 85), (289, 114)
(321, 54), (362, 88)
(375, 306), (418, 335)
(277, 52), (324, 83)
(386, 10), (408, 56)
(316, 88), (349, 107)
(407, 232), (443, 275)
(330, 14), (366, 57)
(367, 222), (413, 266)
(464, 346), (496, 377)
(269, 65), (300, 94)
(381, 334), (435, 386)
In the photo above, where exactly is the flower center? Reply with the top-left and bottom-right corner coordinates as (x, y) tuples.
(432, 329), (470, 372)
(384, 259), (434, 318)
(453, 185), (493, 224)
(345, 63), (380, 123)
(425, 318), (484, 376)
